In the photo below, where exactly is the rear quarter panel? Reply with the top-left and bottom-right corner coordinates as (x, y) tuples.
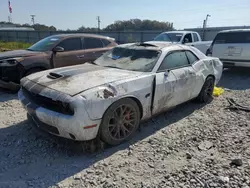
(77, 74), (155, 121)
(192, 58), (223, 96)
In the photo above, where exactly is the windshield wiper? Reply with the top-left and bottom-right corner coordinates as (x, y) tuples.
(26, 48), (34, 51)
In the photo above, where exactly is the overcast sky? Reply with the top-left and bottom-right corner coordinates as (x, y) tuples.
(0, 0), (249, 30)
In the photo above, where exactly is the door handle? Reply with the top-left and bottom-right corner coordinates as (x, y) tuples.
(188, 71), (195, 75)
(77, 55), (85, 59)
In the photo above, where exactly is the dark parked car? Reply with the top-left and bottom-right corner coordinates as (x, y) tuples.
(0, 33), (117, 90)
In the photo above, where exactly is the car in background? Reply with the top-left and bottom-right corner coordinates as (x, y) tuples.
(0, 34), (117, 90)
(153, 31), (212, 54)
(206, 29), (250, 68)
(18, 42), (223, 145)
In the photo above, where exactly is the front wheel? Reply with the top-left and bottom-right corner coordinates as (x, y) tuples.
(100, 98), (140, 146)
(196, 76), (215, 103)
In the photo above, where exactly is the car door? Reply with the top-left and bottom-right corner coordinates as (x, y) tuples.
(152, 51), (196, 114)
(83, 37), (108, 62)
(52, 37), (85, 68)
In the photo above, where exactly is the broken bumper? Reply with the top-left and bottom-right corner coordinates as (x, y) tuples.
(18, 88), (102, 141)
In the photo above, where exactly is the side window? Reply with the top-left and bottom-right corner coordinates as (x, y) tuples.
(193, 33), (199, 42)
(183, 33), (192, 43)
(84, 37), (104, 49)
(214, 32), (250, 44)
(158, 51), (190, 71)
(101, 39), (111, 47)
(186, 51), (199, 64)
(57, 38), (82, 51)
(154, 33), (171, 42)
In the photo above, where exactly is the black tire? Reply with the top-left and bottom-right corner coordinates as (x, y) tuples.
(196, 76), (215, 103)
(25, 68), (43, 77)
(100, 98), (140, 146)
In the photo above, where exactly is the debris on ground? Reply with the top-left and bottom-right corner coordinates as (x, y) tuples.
(226, 98), (250, 112)
(213, 86), (224, 97)
(198, 140), (214, 151)
(230, 159), (243, 167)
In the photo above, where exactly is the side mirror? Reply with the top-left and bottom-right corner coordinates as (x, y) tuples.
(53, 46), (64, 52)
(164, 70), (169, 77)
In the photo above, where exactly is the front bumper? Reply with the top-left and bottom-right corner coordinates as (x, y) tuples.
(0, 64), (24, 90)
(18, 87), (102, 141)
(0, 79), (20, 91)
(221, 60), (250, 68)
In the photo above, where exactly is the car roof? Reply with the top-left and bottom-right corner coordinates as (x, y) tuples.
(219, 29), (250, 33)
(49, 33), (114, 40)
(161, 30), (197, 34)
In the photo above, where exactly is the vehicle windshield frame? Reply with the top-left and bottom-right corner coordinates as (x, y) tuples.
(154, 32), (184, 42)
(94, 46), (162, 72)
(27, 36), (62, 52)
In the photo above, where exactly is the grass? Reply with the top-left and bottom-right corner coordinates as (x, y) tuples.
(0, 41), (32, 52)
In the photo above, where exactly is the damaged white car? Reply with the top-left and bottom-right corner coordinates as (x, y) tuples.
(18, 42), (223, 145)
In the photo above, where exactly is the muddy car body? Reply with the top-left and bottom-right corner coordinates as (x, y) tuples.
(0, 34), (117, 90)
(18, 42), (223, 145)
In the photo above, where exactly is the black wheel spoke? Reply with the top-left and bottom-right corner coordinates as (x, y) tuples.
(122, 124), (130, 133)
(109, 124), (116, 133)
(107, 104), (137, 141)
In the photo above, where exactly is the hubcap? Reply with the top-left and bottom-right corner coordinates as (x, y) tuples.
(108, 104), (136, 140)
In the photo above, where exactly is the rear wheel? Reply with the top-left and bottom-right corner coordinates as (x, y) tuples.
(100, 98), (140, 146)
(196, 76), (215, 103)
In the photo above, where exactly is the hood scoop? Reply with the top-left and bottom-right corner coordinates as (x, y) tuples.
(47, 72), (64, 79)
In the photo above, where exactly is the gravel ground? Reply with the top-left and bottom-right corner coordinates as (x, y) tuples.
(0, 68), (250, 188)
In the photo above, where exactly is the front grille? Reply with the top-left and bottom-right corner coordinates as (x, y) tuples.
(22, 87), (74, 116)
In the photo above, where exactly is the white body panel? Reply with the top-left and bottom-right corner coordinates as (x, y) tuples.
(18, 43), (223, 141)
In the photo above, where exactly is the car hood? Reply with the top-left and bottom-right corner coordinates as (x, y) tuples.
(24, 63), (149, 96)
(0, 49), (44, 60)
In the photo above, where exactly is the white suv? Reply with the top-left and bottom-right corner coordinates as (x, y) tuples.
(207, 29), (250, 67)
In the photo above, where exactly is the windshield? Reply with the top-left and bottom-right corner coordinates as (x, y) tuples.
(27, 36), (61, 52)
(94, 46), (161, 72)
(154, 33), (183, 42)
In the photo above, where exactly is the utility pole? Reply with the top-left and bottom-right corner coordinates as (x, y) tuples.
(202, 14), (211, 40)
(30, 15), (36, 25)
(97, 16), (101, 32)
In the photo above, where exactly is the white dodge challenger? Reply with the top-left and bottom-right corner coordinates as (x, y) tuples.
(18, 42), (223, 145)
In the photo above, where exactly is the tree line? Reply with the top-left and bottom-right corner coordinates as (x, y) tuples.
(0, 19), (174, 32)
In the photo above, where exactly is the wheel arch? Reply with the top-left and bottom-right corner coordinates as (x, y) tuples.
(101, 96), (144, 120)
(207, 74), (215, 82)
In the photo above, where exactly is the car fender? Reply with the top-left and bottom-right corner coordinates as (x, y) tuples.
(22, 62), (50, 71)
(77, 74), (155, 121)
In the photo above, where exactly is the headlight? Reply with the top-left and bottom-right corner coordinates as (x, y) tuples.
(0, 57), (24, 66)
